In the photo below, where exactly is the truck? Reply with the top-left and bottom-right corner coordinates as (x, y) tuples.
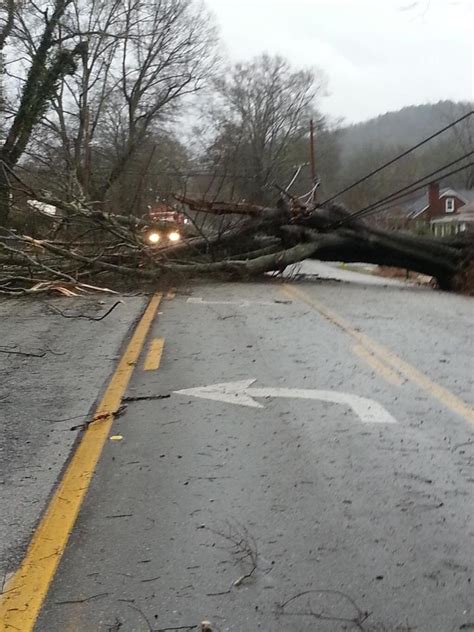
(145, 203), (189, 245)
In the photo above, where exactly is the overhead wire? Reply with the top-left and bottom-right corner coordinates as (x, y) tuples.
(334, 160), (474, 227)
(340, 151), (473, 223)
(320, 110), (473, 206)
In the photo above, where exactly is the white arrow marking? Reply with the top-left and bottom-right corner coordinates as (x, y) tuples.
(174, 380), (397, 424)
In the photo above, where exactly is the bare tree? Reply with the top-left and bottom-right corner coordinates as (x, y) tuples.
(440, 101), (474, 189)
(39, 0), (217, 209)
(44, 0), (127, 200)
(0, 0), (84, 226)
(0, 0), (217, 225)
(0, 0), (14, 113)
(89, 0), (216, 208)
(205, 54), (326, 204)
(0, 0), (14, 51)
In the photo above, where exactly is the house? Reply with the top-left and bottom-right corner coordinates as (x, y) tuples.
(405, 183), (474, 236)
(430, 200), (474, 237)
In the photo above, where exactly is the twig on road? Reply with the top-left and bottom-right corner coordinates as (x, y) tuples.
(233, 564), (257, 587)
(140, 576), (161, 584)
(185, 476), (231, 483)
(0, 345), (65, 357)
(123, 395), (171, 403)
(154, 625), (214, 632)
(126, 604), (153, 631)
(276, 589), (371, 630)
(105, 514), (133, 519)
(45, 300), (123, 321)
(154, 627), (197, 631)
(204, 521), (259, 596)
(69, 404), (127, 431)
(55, 592), (110, 605)
(0, 346), (47, 358)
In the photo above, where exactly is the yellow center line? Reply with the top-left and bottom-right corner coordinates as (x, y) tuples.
(143, 338), (165, 371)
(0, 292), (163, 632)
(352, 344), (404, 387)
(282, 284), (474, 426)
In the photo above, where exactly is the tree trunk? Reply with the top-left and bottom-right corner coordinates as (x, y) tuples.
(0, 161), (11, 227)
(2, 194), (472, 295)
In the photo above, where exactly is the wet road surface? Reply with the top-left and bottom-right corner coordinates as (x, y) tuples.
(2, 279), (473, 631)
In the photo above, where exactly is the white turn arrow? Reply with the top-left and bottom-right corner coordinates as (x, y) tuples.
(174, 379), (397, 424)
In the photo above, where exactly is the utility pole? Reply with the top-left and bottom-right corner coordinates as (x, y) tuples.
(309, 118), (318, 205)
(309, 119), (316, 185)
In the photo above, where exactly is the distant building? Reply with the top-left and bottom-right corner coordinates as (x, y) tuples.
(406, 183), (473, 220)
(396, 183), (474, 236)
(429, 200), (474, 237)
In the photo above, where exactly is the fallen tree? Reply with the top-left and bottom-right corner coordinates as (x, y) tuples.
(0, 193), (472, 296)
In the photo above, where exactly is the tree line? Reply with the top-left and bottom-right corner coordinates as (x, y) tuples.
(0, 0), (471, 230)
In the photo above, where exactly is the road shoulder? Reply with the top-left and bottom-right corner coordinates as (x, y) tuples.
(0, 295), (146, 579)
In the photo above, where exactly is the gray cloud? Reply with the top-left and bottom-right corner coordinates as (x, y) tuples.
(205, 0), (473, 123)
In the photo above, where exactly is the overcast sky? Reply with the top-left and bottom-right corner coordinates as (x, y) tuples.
(205, 0), (473, 124)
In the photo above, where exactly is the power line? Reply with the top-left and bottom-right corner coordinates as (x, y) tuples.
(336, 161), (474, 226)
(344, 151), (473, 222)
(320, 110), (473, 205)
(357, 161), (474, 220)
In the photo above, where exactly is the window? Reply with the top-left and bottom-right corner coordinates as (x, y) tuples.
(445, 198), (455, 213)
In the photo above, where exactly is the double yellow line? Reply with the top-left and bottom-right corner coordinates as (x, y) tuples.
(352, 344), (404, 387)
(0, 292), (163, 632)
(283, 285), (474, 426)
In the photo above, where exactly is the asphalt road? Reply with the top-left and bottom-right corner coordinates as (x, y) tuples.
(1, 276), (473, 632)
(0, 295), (145, 579)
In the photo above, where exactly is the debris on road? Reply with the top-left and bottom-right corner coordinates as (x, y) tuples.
(1, 190), (473, 295)
(45, 300), (123, 321)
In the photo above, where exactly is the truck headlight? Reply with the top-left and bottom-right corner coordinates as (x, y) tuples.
(168, 231), (181, 243)
(148, 232), (160, 244)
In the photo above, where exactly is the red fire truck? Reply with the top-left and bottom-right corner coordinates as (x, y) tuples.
(145, 203), (188, 245)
